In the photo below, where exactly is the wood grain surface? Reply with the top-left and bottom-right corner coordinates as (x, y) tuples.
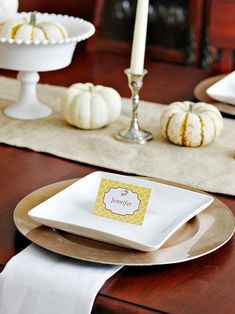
(0, 50), (234, 314)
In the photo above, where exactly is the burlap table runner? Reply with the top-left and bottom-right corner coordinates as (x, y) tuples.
(0, 76), (234, 196)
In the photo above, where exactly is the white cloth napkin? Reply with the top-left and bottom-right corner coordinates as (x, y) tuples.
(0, 244), (122, 314)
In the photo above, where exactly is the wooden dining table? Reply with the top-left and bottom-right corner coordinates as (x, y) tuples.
(0, 50), (234, 314)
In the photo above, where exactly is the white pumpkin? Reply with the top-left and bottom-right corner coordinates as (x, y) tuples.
(0, 0), (18, 24)
(160, 101), (223, 147)
(0, 12), (68, 41)
(61, 83), (122, 129)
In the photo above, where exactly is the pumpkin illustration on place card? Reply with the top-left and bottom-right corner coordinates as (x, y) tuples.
(160, 101), (223, 147)
(103, 187), (140, 216)
(93, 178), (152, 225)
(61, 83), (122, 130)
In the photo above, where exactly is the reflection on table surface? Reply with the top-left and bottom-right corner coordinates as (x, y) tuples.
(0, 1), (235, 312)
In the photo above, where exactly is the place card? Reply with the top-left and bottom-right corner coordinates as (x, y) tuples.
(93, 178), (152, 225)
(28, 171), (214, 251)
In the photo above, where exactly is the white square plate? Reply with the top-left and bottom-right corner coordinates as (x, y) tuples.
(206, 71), (235, 105)
(28, 172), (213, 252)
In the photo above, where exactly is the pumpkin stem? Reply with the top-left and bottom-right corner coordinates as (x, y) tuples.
(30, 12), (37, 27)
(189, 103), (193, 113)
(88, 84), (94, 92)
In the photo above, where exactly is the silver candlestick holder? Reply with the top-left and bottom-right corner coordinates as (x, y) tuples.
(116, 68), (153, 144)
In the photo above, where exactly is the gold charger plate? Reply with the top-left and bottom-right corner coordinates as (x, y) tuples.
(14, 178), (235, 265)
(194, 74), (235, 117)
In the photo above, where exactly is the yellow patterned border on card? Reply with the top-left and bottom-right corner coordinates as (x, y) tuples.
(93, 178), (152, 225)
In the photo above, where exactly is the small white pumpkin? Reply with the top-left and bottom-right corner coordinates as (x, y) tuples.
(61, 83), (122, 129)
(160, 101), (223, 147)
(0, 12), (68, 41)
(0, 0), (18, 24)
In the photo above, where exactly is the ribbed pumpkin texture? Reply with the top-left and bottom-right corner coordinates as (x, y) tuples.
(0, 12), (68, 41)
(160, 101), (223, 147)
(61, 83), (122, 129)
(0, 0), (18, 24)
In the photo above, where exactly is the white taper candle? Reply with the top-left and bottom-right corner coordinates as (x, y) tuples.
(130, 0), (149, 75)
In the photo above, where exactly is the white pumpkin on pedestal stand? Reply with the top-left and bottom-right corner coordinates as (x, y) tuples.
(0, 12), (68, 41)
(0, 12), (95, 120)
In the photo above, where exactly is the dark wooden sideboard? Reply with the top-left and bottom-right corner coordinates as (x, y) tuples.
(18, 0), (206, 66)
(18, 0), (235, 72)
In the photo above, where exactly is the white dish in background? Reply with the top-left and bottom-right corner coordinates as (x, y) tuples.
(28, 172), (213, 252)
(0, 12), (95, 71)
(0, 12), (95, 120)
(206, 71), (235, 105)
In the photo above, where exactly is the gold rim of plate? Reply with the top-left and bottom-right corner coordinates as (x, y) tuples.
(194, 74), (235, 116)
(13, 177), (235, 265)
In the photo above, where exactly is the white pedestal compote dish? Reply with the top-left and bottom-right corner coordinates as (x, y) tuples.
(0, 12), (95, 120)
